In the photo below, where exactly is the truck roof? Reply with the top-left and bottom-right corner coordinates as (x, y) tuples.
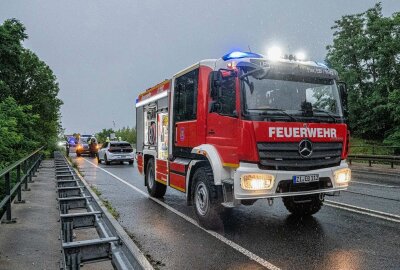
(136, 51), (338, 105)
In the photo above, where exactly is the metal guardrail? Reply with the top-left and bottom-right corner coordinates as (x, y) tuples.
(0, 147), (43, 223)
(350, 145), (400, 156)
(54, 152), (153, 270)
(348, 154), (400, 168)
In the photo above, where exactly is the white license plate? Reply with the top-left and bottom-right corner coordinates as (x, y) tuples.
(293, 174), (319, 184)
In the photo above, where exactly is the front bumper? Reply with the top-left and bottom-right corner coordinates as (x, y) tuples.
(233, 160), (349, 200)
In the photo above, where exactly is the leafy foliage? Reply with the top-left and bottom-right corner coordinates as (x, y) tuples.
(0, 97), (40, 168)
(326, 3), (400, 146)
(0, 19), (62, 168)
(96, 127), (137, 145)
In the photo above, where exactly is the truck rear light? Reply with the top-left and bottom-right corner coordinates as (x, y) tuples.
(241, 174), (274, 190)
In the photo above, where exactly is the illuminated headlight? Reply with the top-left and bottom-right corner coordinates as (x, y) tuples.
(241, 174), (274, 190)
(334, 168), (351, 184)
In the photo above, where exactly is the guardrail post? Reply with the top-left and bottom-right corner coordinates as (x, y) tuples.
(391, 162), (394, 169)
(15, 164), (25, 204)
(1, 172), (16, 224)
(28, 169), (34, 183)
(32, 154), (38, 177)
(22, 160), (29, 191)
(368, 160), (372, 167)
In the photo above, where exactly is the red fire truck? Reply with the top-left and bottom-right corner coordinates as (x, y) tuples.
(135, 51), (351, 228)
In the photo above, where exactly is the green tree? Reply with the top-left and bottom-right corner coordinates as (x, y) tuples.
(95, 127), (136, 145)
(115, 127), (137, 145)
(0, 18), (62, 163)
(326, 3), (400, 146)
(0, 19), (27, 99)
(0, 97), (40, 169)
(96, 128), (115, 143)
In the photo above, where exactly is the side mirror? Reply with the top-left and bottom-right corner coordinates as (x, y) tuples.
(210, 69), (236, 100)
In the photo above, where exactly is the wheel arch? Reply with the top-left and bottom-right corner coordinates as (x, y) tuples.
(190, 144), (230, 185)
(186, 144), (231, 205)
(185, 160), (209, 205)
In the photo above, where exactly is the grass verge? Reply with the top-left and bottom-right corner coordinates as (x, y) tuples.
(90, 184), (120, 220)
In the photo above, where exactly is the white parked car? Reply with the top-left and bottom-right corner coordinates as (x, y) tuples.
(97, 141), (134, 165)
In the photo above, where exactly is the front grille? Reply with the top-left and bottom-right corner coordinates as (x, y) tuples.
(276, 177), (332, 193)
(257, 142), (342, 171)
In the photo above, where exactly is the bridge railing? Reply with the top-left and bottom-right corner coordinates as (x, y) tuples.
(0, 147), (43, 223)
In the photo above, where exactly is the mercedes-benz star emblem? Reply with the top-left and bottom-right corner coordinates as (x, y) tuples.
(298, 139), (313, 158)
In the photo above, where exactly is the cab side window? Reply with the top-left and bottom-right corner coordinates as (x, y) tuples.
(174, 69), (199, 122)
(219, 76), (236, 115)
(102, 142), (109, 149)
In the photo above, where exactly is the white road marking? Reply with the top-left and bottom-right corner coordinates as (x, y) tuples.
(350, 180), (399, 188)
(325, 200), (400, 223)
(82, 158), (280, 270)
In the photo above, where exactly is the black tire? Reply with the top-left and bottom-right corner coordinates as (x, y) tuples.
(105, 154), (111, 165)
(129, 161), (134, 165)
(120, 161), (124, 165)
(97, 155), (101, 164)
(145, 159), (166, 198)
(192, 166), (223, 229)
(76, 152), (81, 157)
(282, 194), (323, 217)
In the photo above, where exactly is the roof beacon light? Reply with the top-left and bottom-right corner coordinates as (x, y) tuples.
(267, 46), (283, 61)
(296, 52), (306, 61)
(222, 51), (263, 61)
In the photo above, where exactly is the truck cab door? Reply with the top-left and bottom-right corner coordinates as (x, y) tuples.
(206, 71), (240, 165)
(172, 68), (199, 157)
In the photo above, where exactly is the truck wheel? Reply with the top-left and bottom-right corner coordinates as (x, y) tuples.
(145, 159), (166, 198)
(76, 153), (81, 157)
(97, 155), (101, 164)
(105, 154), (111, 165)
(129, 161), (134, 165)
(192, 166), (223, 229)
(282, 194), (322, 217)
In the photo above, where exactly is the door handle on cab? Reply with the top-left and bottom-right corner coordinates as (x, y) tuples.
(208, 129), (215, 135)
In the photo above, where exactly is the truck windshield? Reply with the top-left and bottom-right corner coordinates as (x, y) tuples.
(241, 75), (343, 120)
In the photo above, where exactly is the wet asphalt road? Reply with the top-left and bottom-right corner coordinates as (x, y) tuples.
(72, 155), (400, 270)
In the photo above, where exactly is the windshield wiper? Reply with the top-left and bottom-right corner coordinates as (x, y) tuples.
(312, 109), (338, 123)
(247, 108), (298, 122)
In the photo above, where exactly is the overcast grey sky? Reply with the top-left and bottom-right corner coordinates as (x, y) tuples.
(1, 1), (400, 134)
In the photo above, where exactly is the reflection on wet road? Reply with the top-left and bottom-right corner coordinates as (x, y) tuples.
(73, 155), (400, 270)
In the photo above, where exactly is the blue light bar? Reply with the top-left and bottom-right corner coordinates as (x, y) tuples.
(222, 51), (263, 61)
